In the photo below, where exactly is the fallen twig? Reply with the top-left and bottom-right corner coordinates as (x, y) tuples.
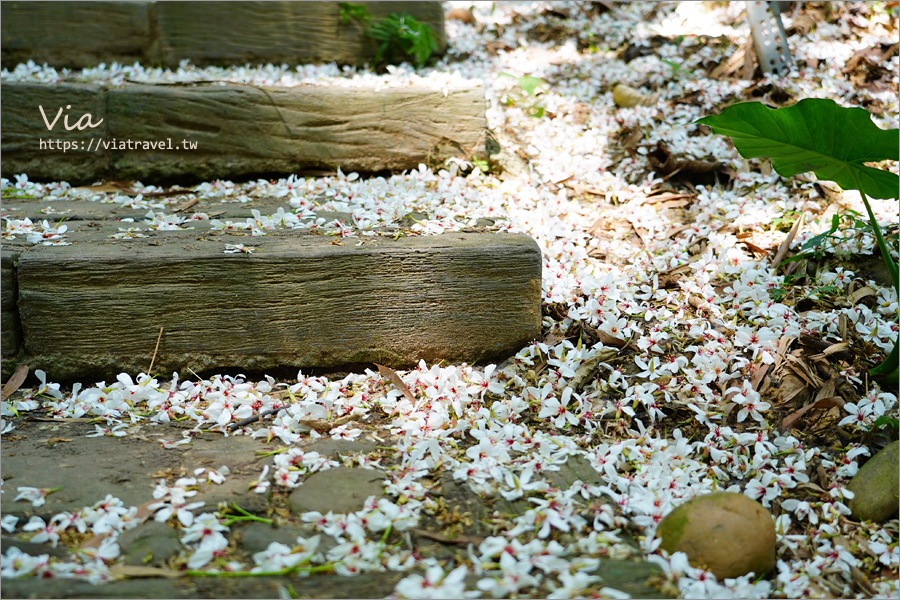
(409, 527), (485, 546)
(148, 327), (163, 374)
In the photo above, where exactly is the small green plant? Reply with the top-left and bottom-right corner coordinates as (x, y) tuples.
(779, 210), (884, 270)
(698, 99), (899, 384)
(339, 2), (370, 25)
(340, 4), (438, 69)
(498, 73), (550, 118)
(872, 414), (899, 432)
(369, 14), (439, 68)
(770, 209), (801, 232)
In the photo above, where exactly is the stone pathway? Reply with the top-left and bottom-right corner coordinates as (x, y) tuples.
(1, 417), (668, 598)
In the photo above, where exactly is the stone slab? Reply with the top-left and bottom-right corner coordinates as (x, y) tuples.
(289, 467), (386, 514)
(1, 82), (485, 184)
(0, 420), (275, 518)
(10, 230), (541, 380)
(1, 1), (445, 69)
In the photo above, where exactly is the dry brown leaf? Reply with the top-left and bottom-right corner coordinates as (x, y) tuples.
(848, 286), (875, 304)
(80, 532), (111, 550)
(648, 141), (725, 180)
(542, 333), (563, 346)
(751, 365), (770, 392)
(823, 342), (850, 357)
(629, 221), (649, 248)
(642, 190), (695, 205)
(850, 566), (877, 597)
(570, 348), (619, 392)
(619, 127), (644, 150)
(780, 396), (842, 432)
(771, 213), (804, 269)
(813, 378), (837, 403)
(784, 354), (823, 387)
(296, 414), (356, 432)
(774, 336), (795, 367)
(44, 437), (73, 446)
(74, 181), (135, 195)
(797, 481), (828, 495)
(798, 334), (852, 362)
(375, 363), (416, 404)
(709, 37), (754, 79)
(741, 240), (769, 255)
(1, 364), (29, 401)
(446, 7), (475, 24)
(595, 330), (628, 349)
(568, 183), (606, 198)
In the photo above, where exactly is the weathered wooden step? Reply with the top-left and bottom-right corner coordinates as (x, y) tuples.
(4, 229), (541, 380)
(1, 1), (446, 68)
(1, 82), (485, 184)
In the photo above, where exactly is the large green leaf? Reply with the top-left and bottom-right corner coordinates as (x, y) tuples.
(697, 99), (899, 200)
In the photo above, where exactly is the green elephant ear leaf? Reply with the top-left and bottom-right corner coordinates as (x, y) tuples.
(696, 98), (899, 200)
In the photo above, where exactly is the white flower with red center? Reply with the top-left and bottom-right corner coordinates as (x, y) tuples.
(538, 387), (581, 429)
(394, 564), (471, 600)
(725, 380), (771, 423)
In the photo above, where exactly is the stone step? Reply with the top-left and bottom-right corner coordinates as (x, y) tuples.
(1, 1), (446, 69)
(1, 217), (541, 380)
(1, 81), (485, 185)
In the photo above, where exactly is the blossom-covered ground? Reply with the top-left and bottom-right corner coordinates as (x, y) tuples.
(2, 2), (898, 598)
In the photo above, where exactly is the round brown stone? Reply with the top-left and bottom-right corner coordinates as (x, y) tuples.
(657, 492), (776, 580)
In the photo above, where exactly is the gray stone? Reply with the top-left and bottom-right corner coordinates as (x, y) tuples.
(289, 467), (385, 515)
(0, 535), (70, 559)
(236, 521), (326, 556)
(0, 577), (194, 599)
(434, 472), (530, 538)
(119, 520), (183, 567)
(848, 441), (899, 523)
(0, 420), (273, 519)
(542, 454), (600, 491)
(304, 437), (379, 460)
(595, 559), (669, 599)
